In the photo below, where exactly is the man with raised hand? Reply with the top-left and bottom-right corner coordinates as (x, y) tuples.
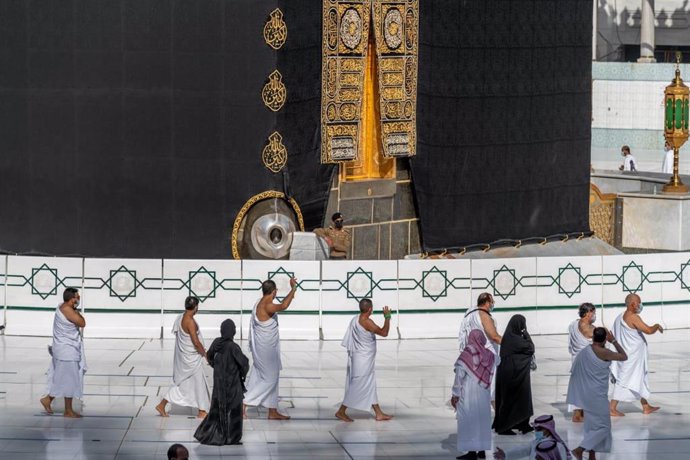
(335, 298), (393, 422)
(567, 327), (627, 460)
(243, 278), (297, 420)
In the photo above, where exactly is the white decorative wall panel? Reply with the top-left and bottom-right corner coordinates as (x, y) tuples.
(320, 261), (398, 340)
(470, 258), (538, 338)
(83, 258), (162, 338)
(162, 259), (242, 340)
(397, 259), (471, 339)
(535, 256), (604, 335)
(1, 253), (687, 340)
(240, 261), (321, 340)
(5, 256), (83, 336)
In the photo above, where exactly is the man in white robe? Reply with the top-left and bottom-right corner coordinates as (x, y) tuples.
(451, 329), (495, 459)
(610, 293), (663, 416)
(243, 278), (297, 420)
(567, 302), (596, 422)
(458, 292), (502, 401)
(567, 327), (627, 460)
(40, 288), (86, 418)
(335, 298), (392, 422)
(156, 296), (210, 418)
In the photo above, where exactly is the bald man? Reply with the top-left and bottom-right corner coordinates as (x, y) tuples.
(609, 293), (663, 416)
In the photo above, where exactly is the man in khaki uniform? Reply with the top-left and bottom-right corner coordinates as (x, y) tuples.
(314, 212), (351, 260)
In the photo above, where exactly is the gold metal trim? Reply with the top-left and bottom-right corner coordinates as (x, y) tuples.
(231, 191), (305, 260)
(264, 8), (287, 50)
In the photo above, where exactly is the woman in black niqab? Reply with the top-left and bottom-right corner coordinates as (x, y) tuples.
(194, 319), (249, 445)
(492, 314), (535, 435)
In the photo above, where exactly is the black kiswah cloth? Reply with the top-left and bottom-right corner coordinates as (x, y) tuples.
(492, 314), (535, 433)
(194, 319), (249, 445)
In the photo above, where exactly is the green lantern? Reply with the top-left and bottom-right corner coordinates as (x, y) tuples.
(663, 53), (690, 193)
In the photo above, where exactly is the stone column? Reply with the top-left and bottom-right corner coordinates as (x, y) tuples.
(638, 0), (656, 63)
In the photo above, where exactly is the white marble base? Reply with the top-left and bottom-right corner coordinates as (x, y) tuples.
(288, 232), (329, 260)
(620, 191), (690, 250)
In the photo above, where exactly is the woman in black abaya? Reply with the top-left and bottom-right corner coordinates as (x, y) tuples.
(492, 314), (535, 435)
(194, 319), (249, 445)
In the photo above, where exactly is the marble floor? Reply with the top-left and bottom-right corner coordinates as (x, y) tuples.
(1, 329), (689, 459)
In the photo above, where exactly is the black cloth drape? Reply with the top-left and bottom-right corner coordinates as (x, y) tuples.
(194, 320), (249, 446)
(492, 314), (535, 433)
(412, 0), (592, 251)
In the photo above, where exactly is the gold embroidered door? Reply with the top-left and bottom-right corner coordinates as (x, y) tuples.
(321, 0), (418, 177)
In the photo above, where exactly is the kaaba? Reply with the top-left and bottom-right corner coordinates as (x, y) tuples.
(0, 0), (591, 259)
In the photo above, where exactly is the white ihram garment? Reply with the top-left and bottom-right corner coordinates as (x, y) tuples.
(610, 313), (650, 401)
(567, 346), (612, 453)
(244, 301), (282, 408)
(341, 316), (378, 411)
(458, 309), (499, 399)
(453, 361), (491, 452)
(567, 319), (591, 412)
(164, 315), (210, 411)
(46, 304), (87, 398)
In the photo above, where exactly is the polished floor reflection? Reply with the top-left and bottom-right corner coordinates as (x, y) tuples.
(1, 329), (689, 459)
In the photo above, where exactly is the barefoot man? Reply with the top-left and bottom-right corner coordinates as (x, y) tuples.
(243, 278), (297, 420)
(458, 293), (502, 403)
(335, 298), (392, 422)
(40, 287), (86, 418)
(610, 293), (663, 417)
(567, 327), (627, 460)
(568, 302), (596, 422)
(156, 296), (210, 418)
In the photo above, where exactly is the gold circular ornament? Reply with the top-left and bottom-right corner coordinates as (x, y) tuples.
(384, 8), (403, 50)
(231, 191), (304, 259)
(262, 131), (288, 173)
(340, 8), (362, 50)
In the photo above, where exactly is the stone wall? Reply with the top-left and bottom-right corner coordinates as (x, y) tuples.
(323, 159), (421, 260)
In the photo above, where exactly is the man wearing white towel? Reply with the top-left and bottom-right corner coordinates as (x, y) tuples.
(458, 292), (502, 403)
(243, 278), (297, 420)
(40, 287), (87, 418)
(567, 327), (627, 460)
(156, 296), (210, 418)
(609, 293), (663, 417)
(335, 298), (392, 422)
(567, 302), (596, 422)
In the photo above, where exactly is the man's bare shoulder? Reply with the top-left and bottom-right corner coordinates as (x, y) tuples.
(359, 316), (377, 333)
(256, 298), (276, 320)
(181, 314), (197, 334)
(591, 345), (609, 360)
(623, 311), (640, 328)
(579, 321), (594, 338)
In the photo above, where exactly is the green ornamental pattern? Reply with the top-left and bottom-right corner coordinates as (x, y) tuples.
(2, 259), (690, 311)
